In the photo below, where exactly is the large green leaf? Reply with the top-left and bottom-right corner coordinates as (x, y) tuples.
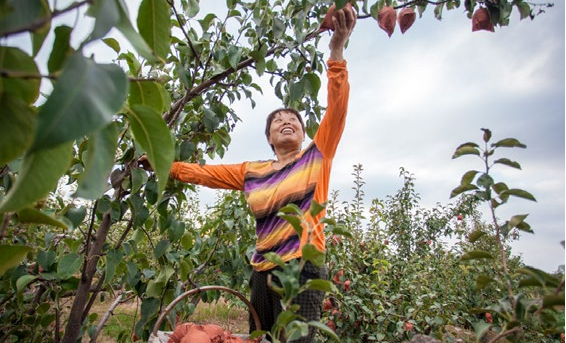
(0, 94), (35, 165)
(137, 0), (171, 61)
(115, 0), (160, 63)
(460, 250), (493, 260)
(85, 0), (121, 43)
(308, 321), (340, 341)
(0, 142), (73, 213)
(129, 80), (166, 112)
(127, 104), (174, 197)
(0, 46), (40, 104)
(31, 53), (128, 152)
(75, 122), (119, 200)
(0, 244), (32, 276)
(16, 208), (69, 229)
(47, 25), (74, 74)
(0, 0), (50, 37)
(57, 252), (82, 280)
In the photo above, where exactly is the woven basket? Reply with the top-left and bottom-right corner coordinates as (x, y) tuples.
(148, 285), (267, 343)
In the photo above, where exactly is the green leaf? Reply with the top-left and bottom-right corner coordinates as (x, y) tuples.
(115, 0), (160, 63)
(0, 142), (73, 213)
(47, 25), (74, 73)
(184, 0), (200, 18)
(129, 80), (166, 112)
(452, 144), (480, 159)
(516, 266), (561, 288)
(102, 38), (121, 53)
(85, 0), (121, 43)
(473, 320), (492, 341)
(76, 122), (119, 199)
(475, 274), (494, 290)
(263, 252), (285, 268)
(17, 208), (69, 229)
(542, 293), (564, 309)
(289, 80), (304, 103)
(16, 275), (37, 292)
(460, 170), (479, 186)
(476, 173), (493, 189)
(481, 128), (491, 142)
(505, 189), (536, 202)
(127, 104), (174, 198)
(515, 1), (532, 20)
(493, 158), (521, 169)
(31, 53), (128, 152)
(37, 250), (56, 271)
(31, 18), (51, 57)
(0, 245), (32, 276)
(308, 321), (341, 341)
(492, 138), (526, 148)
(153, 239), (169, 259)
(515, 220), (533, 233)
(309, 200), (325, 218)
(460, 250), (493, 260)
(491, 182), (508, 195)
(507, 214), (528, 231)
(0, 47), (41, 104)
(279, 214), (303, 237)
(302, 73), (321, 96)
(303, 279), (336, 293)
(64, 206), (87, 229)
(467, 229), (486, 243)
(134, 297), (160, 336)
(450, 184), (478, 198)
(138, 0), (171, 61)
(0, 0), (50, 37)
(302, 244), (325, 267)
(57, 252), (82, 280)
(0, 94), (35, 165)
(105, 249), (123, 282)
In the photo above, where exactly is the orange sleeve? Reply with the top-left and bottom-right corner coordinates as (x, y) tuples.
(169, 162), (246, 190)
(313, 59), (350, 159)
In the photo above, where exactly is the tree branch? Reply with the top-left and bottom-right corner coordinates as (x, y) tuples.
(89, 290), (134, 343)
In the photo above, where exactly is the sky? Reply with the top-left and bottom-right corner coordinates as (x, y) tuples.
(197, 3), (566, 273)
(6, 1), (564, 273)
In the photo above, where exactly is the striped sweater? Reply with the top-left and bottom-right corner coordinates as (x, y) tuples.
(170, 59), (350, 271)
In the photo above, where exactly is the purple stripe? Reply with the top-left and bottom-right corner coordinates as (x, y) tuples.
(251, 235), (301, 264)
(255, 190), (314, 238)
(245, 145), (322, 192)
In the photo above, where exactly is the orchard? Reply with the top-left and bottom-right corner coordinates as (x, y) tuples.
(0, 1), (563, 343)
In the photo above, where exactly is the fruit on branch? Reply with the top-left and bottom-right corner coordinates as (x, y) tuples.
(378, 6), (397, 37)
(320, 2), (354, 31)
(398, 7), (416, 34)
(472, 7), (495, 32)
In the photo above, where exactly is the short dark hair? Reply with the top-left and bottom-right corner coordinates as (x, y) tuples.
(265, 108), (305, 152)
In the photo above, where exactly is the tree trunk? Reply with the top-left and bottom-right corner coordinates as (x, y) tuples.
(61, 211), (112, 343)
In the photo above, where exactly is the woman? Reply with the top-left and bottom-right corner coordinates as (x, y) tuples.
(143, 5), (356, 342)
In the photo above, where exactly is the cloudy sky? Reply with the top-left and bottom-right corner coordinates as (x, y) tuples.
(8, 1), (564, 273)
(198, 3), (565, 273)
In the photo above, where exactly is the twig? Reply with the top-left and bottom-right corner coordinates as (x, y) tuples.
(89, 290), (134, 343)
(486, 326), (522, 343)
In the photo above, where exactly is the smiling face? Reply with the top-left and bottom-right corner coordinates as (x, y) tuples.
(265, 109), (305, 153)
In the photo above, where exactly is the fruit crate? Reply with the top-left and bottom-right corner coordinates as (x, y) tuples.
(149, 285), (268, 343)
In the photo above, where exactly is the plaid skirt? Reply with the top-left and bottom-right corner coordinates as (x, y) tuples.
(249, 260), (328, 343)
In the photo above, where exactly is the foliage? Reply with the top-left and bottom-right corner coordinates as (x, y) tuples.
(317, 130), (564, 343)
(0, 0), (557, 343)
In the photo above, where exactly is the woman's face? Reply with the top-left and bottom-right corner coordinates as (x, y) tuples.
(267, 111), (305, 151)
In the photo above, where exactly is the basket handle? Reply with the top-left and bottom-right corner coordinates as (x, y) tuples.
(151, 285), (261, 336)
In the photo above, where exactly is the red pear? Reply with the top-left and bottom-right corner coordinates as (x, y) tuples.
(398, 7), (416, 34)
(472, 7), (495, 32)
(320, 2), (354, 31)
(378, 6), (397, 37)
